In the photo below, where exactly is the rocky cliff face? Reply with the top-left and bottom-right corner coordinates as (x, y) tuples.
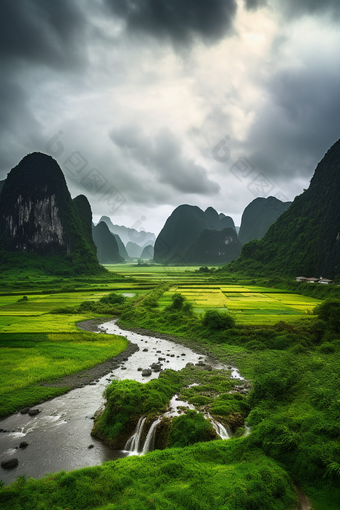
(0, 152), (101, 273)
(0, 179), (5, 197)
(0, 153), (73, 255)
(4, 193), (66, 254)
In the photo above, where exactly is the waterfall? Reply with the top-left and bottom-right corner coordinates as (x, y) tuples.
(207, 413), (230, 440)
(124, 417), (147, 453)
(141, 418), (161, 455)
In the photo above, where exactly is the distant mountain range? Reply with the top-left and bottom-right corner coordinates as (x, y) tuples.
(227, 137), (340, 278)
(140, 244), (154, 260)
(99, 216), (155, 247)
(3, 140), (337, 276)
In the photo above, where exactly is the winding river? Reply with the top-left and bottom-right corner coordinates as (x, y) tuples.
(0, 320), (243, 485)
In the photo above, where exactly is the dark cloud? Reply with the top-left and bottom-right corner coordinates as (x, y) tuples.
(273, 0), (340, 19)
(0, 79), (43, 175)
(245, 0), (268, 10)
(104, 0), (237, 45)
(240, 66), (340, 185)
(0, 0), (87, 69)
(110, 126), (220, 195)
(244, 0), (340, 18)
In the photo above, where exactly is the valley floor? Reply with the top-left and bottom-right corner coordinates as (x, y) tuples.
(0, 265), (339, 509)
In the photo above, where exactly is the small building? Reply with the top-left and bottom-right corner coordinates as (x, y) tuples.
(296, 276), (308, 282)
(306, 277), (319, 283)
(319, 278), (333, 285)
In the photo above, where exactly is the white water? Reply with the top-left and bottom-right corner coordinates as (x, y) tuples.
(207, 413), (230, 440)
(141, 418), (162, 454)
(124, 417), (147, 453)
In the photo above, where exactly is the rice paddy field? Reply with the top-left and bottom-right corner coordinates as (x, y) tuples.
(0, 265), (322, 329)
(104, 264), (213, 284)
(157, 284), (321, 325)
(104, 264), (322, 324)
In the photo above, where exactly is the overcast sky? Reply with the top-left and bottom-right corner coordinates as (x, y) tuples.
(1, 0), (340, 235)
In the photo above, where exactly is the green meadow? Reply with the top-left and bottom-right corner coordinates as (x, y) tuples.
(0, 332), (128, 417)
(0, 286), (130, 416)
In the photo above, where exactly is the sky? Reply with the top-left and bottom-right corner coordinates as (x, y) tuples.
(1, 0), (340, 236)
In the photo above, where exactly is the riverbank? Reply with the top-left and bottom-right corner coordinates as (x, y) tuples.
(38, 319), (139, 391)
(116, 319), (227, 371)
(0, 322), (129, 418)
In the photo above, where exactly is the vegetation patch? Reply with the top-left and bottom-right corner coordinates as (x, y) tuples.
(0, 332), (128, 417)
(0, 440), (297, 510)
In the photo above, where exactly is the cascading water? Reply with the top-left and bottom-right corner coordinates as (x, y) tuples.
(142, 418), (161, 454)
(124, 417), (147, 453)
(125, 417), (162, 455)
(207, 413), (230, 440)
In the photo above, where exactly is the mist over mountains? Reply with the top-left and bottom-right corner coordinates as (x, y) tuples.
(99, 216), (155, 247)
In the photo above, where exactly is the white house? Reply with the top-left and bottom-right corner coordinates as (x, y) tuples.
(319, 278), (333, 284)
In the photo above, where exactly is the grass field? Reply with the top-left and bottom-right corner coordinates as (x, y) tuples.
(157, 284), (321, 325)
(0, 289), (149, 317)
(0, 286), (132, 416)
(0, 332), (128, 417)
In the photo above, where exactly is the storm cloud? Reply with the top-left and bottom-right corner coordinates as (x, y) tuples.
(104, 0), (238, 46)
(0, 0), (87, 69)
(1, 0), (340, 234)
(109, 126), (220, 195)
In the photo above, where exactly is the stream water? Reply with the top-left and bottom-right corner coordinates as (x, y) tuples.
(0, 320), (243, 485)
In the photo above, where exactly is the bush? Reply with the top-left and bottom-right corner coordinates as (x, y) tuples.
(269, 335), (294, 350)
(202, 310), (235, 330)
(319, 342), (335, 354)
(290, 343), (307, 355)
(245, 340), (267, 351)
(310, 319), (327, 344)
(314, 298), (340, 333)
(249, 370), (298, 406)
(99, 292), (125, 305)
(167, 410), (214, 448)
(165, 293), (193, 315)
